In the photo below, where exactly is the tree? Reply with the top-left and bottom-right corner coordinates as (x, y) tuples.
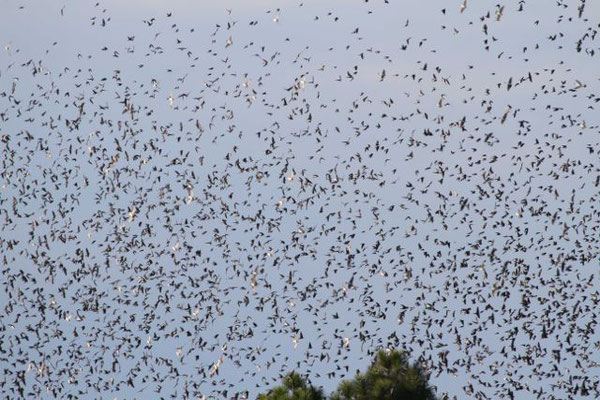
(257, 371), (326, 400)
(257, 350), (436, 400)
(330, 349), (436, 400)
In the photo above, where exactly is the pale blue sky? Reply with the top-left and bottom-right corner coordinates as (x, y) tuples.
(1, 0), (599, 399)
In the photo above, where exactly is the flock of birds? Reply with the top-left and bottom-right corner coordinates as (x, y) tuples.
(0, 0), (599, 399)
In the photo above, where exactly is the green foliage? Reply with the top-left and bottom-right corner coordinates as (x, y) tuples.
(257, 371), (326, 400)
(330, 350), (436, 400)
(258, 350), (436, 400)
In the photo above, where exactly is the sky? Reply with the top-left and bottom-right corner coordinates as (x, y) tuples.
(1, 0), (599, 399)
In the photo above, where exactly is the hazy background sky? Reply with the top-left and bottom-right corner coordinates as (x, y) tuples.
(1, 0), (599, 399)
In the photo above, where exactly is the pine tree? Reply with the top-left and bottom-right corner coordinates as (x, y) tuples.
(330, 349), (436, 400)
(257, 371), (326, 400)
